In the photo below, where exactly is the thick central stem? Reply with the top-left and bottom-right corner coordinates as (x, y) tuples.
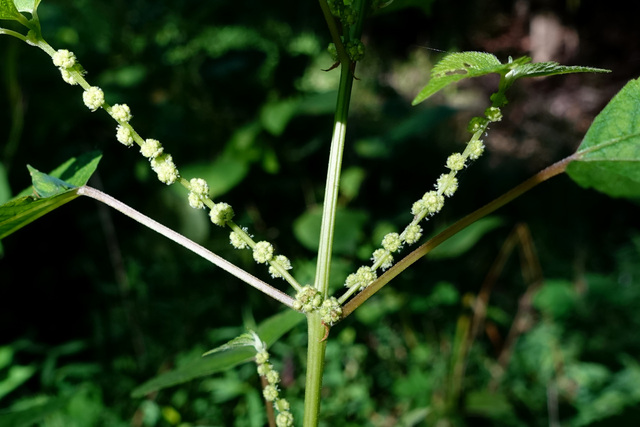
(303, 63), (354, 426)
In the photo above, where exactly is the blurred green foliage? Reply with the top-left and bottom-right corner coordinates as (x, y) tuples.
(1, 0), (639, 426)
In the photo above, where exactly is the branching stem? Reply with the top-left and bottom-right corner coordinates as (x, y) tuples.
(77, 186), (296, 308)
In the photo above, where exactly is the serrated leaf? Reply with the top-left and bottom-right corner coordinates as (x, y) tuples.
(508, 61), (609, 80)
(566, 77), (640, 198)
(0, 0), (20, 20)
(412, 52), (507, 105)
(0, 151), (102, 240)
(130, 309), (304, 398)
(413, 52), (609, 106)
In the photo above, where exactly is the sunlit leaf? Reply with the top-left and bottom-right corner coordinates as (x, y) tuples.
(567, 77), (640, 198)
(0, 0), (20, 20)
(13, 0), (40, 14)
(412, 52), (506, 105)
(0, 151), (101, 240)
(413, 52), (609, 105)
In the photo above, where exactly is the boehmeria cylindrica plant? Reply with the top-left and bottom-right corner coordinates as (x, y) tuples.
(3, 0), (640, 425)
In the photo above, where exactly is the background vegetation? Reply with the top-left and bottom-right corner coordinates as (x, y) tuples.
(1, 0), (639, 425)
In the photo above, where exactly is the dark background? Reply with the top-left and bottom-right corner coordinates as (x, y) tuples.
(1, 0), (639, 425)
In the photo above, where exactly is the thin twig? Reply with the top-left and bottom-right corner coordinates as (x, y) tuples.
(77, 185), (296, 308)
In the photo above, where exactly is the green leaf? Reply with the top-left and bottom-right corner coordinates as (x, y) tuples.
(0, 151), (102, 240)
(202, 332), (258, 357)
(0, 0), (20, 20)
(130, 309), (304, 398)
(13, 0), (40, 14)
(428, 216), (504, 259)
(508, 61), (609, 80)
(412, 52), (609, 105)
(412, 52), (506, 105)
(566, 77), (640, 198)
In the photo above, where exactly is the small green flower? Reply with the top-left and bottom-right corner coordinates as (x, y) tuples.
(436, 173), (458, 197)
(255, 350), (270, 365)
(344, 266), (377, 291)
(52, 49), (76, 69)
(59, 68), (79, 85)
(467, 116), (488, 133)
(82, 86), (104, 111)
(346, 40), (365, 61)
(116, 125), (134, 147)
(294, 285), (323, 313)
(187, 178), (209, 209)
(275, 399), (290, 412)
(467, 139), (485, 160)
(257, 362), (272, 376)
(423, 191), (445, 215)
(263, 384), (279, 402)
(209, 202), (234, 226)
(140, 138), (164, 159)
(372, 248), (393, 271)
(411, 199), (427, 216)
(253, 241), (274, 264)
(229, 228), (250, 249)
(403, 223), (422, 245)
(485, 106), (503, 122)
(266, 370), (280, 385)
(111, 104), (132, 123)
(446, 153), (466, 171)
(382, 232), (402, 253)
(150, 154), (179, 185)
(269, 255), (292, 279)
(276, 412), (294, 427)
(319, 297), (342, 325)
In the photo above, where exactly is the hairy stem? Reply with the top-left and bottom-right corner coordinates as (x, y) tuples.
(77, 186), (296, 308)
(341, 154), (577, 318)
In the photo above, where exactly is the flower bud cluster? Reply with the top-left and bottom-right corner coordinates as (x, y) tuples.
(83, 86), (105, 111)
(52, 49), (85, 85)
(187, 178), (210, 209)
(251, 333), (293, 427)
(293, 286), (342, 325)
(293, 285), (323, 313)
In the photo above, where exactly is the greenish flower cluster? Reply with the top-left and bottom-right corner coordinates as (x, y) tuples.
(338, 105), (502, 304)
(293, 285), (342, 325)
(251, 332), (294, 427)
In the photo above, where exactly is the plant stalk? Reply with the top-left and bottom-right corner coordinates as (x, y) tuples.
(77, 186), (296, 308)
(304, 54), (355, 427)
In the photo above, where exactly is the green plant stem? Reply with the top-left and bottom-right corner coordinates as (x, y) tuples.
(302, 312), (328, 427)
(77, 186), (296, 308)
(341, 153), (577, 318)
(304, 57), (355, 427)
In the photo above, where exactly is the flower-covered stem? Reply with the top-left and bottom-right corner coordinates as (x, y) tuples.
(77, 186), (297, 308)
(227, 221), (303, 292)
(340, 154), (576, 318)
